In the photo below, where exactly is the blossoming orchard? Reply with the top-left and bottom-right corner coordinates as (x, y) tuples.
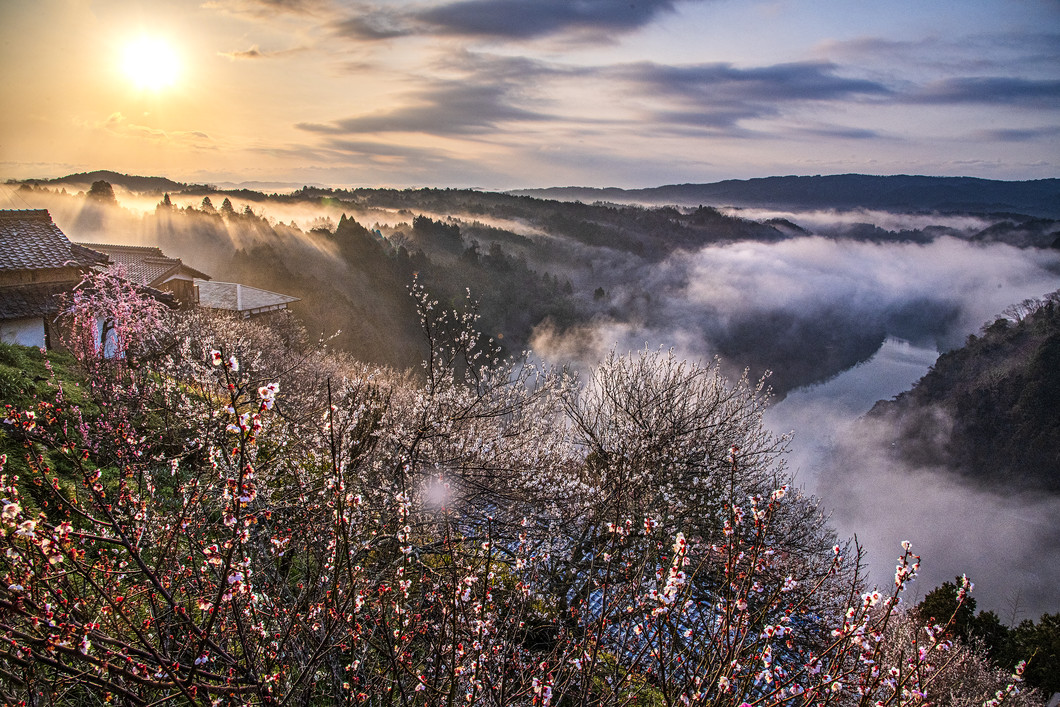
(0, 272), (1035, 705)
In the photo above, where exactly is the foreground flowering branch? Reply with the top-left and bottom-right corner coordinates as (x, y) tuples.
(0, 272), (1035, 706)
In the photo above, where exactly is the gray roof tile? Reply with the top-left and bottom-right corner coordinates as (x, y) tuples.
(195, 280), (299, 313)
(0, 210), (109, 270)
(0, 282), (71, 319)
(76, 243), (211, 286)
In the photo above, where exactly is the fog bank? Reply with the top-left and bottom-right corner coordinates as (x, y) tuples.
(533, 235), (1060, 392)
(767, 339), (1060, 618)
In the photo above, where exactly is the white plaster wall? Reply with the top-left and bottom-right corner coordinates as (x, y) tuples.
(0, 317), (46, 348)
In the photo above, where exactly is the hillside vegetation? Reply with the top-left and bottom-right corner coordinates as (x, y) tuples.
(866, 293), (1060, 493)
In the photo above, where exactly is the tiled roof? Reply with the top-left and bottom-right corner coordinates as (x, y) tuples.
(195, 280), (299, 313)
(0, 282), (72, 319)
(0, 280), (178, 321)
(0, 210), (109, 271)
(77, 243), (211, 286)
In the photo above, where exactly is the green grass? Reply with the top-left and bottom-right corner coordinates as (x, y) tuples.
(0, 342), (92, 412)
(0, 342), (98, 516)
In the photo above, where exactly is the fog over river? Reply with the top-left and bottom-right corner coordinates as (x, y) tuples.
(766, 337), (1060, 619)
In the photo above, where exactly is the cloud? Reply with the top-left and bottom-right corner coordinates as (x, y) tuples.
(203, 0), (327, 17)
(219, 44), (307, 60)
(907, 77), (1060, 106)
(809, 34), (1060, 119)
(623, 61), (891, 102)
(790, 125), (882, 140)
(92, 113), (212, 147)
(318, 137), (454, 163)
(973, 125), (1060, 142)
(816, 32), (1060, 78)
(197, 1), (1058, 184)
(298, 81), (547, 136)
(329, 0), (693, 42)
(610, 61), (891, 133)
(331, 13), (411, 40)
(649, 108), (764, 132)
(253, 135), (517, 186)
(221, 45), (265, 60)
(416, 0), (683, 40)
(297, 53), (566, 138)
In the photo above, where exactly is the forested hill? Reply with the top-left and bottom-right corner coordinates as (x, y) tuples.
(866, 294), (1060, 493)
(19, 170), (187, 193)
(513, 175), (1060, 219)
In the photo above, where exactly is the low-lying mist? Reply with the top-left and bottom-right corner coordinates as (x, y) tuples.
(721, 207), (1000, 235)
(766, 340), (1060, 619)
(531, 234), (1060, 391)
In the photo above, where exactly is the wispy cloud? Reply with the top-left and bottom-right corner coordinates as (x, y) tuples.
(91, 113), (213, 147)
(790, 125), (882, 140)
(329, 0), (697, 42)
(331, 13), (411, 40)
(323, 57), (894, 139)
(219, 44), (307, 60)
(973, 126), (1060, 142)
(297, 52), (566, 137)
(416, 0), (685, 40)
(222, 46), (267, 60)
(621, 61), (891, 102)
(264, 134), (514, 186)
(816, 32), (1060, 77)
(317, 137), (454, 162)
(203, 0), (328, 18)
(610, 61), (891, 133)
(907, 77), (1060, 106)
(297, 80), (547, 136)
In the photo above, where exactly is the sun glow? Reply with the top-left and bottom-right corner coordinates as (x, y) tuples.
(122, 36), (180, 91)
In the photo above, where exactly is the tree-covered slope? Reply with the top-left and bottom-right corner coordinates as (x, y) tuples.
(19, 170), (188, 194)
(866, 293), (1060, 492)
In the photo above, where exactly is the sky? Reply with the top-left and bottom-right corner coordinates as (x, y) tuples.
(1, 0), (1058, 189)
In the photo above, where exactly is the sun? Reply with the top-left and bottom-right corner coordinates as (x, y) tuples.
(122, 36), (180, 91)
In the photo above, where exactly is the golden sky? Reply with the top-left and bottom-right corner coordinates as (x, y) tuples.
(1, 0), (1058, 189)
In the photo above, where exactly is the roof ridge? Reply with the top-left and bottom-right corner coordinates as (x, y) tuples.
(195, 279), (298, 298)
(0, 209), (52, 221)
(77, 242), (165, 253)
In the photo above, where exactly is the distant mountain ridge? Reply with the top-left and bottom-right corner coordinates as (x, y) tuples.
(21, 170), (188, 194)
(511, 174), (1060, 219)
(15, 171), (1060, 218)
